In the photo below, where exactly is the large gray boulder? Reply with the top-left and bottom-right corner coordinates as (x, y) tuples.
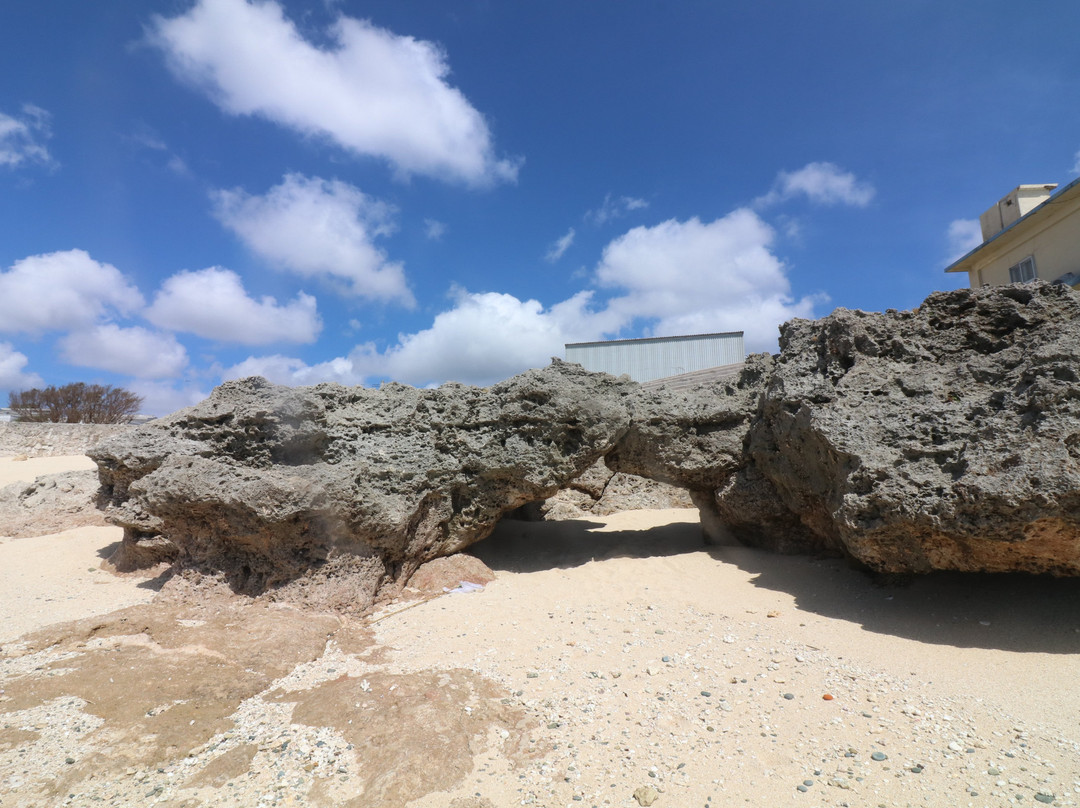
(90, 282), (1080, 606)
(714, 282), (1080, 574)
(90, 360), (635, 610)
(605, 354), (771, 537)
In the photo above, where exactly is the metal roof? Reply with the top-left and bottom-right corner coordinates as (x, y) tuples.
(565, 331), (743, 349)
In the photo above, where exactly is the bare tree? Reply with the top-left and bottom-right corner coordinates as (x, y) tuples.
(9, 383), (144, 424)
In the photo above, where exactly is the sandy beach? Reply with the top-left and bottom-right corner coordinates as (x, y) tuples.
(2, 458), (1079, 807)
(0, 455), (97, 488)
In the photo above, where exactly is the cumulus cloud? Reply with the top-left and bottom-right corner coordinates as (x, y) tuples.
(58, 325), (188, 379)
(585, 194), (649, 226)
(757, 162), (874, 208)
(594, 209), (822, 351)
(147, 267), (321, 345)
(223, 353), (363, 387)
(223, 289), (608, 389)
(220, 195), (829, 389)
(1072, 149), (1080, 175)
(149, 0), (517, 184)
(244, 207), (822, 387)
(359, 290), (608, 386)
(0, 250), (144, 334)
(127, 379), (210, 417)
(545, 228), (575, 262)
(946, 218), (983, 262)
(0, 104), (55, 170)
(0, 343), (43, 394)
(213, 173), (413, 304)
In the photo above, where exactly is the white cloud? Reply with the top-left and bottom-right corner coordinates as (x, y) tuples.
(424, 218), (447, 240)
(0, 250), (144, 335)
(223, 289), (608, 389)
(147, 267), (321, 345)
(220, 194), (827, 390)
(585, 194), (649, 226)
(1072, 149), (1080, 175)
(223, 353), (363, 387)
(149, 0), (517, 184)
(248, 208), (822, 388)
(58, 325), (188, 379)
(946, 218), (983, 262)
(213, 173), (414, 305)
(128, 379), (210, 417)
(545, 227), (575, 262)
(594, 209), (823, 351)
(358, 290), (609, 386)
(0, 104), (55, 170)
(0, 343), (43, 394)
(757, 162), (875, 208)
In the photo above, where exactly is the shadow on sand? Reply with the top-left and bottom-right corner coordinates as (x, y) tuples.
(95, 539), (173, 592)
(477, 515), (1080, 655)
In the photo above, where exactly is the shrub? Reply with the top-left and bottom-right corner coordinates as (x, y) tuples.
(9, 383), (144, 424)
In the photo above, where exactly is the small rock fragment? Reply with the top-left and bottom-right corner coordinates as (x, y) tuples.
(633, 785), (659, 806)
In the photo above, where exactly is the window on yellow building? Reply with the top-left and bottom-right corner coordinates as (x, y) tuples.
(1008, 256), (1037, 283)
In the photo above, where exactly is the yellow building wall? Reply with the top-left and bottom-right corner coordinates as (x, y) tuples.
(966, 196), (1080, 287)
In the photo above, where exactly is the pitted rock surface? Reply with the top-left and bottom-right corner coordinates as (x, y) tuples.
(0, 470), (107, 538)
(527, 461), (693, 521)
(91, 360), (635, 611)
(91, 283), (1080, 598)
(716, 282), (1080, 574)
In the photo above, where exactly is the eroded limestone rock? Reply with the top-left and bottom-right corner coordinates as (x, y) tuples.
(0, 470), (107, 538)
(527, 460), (693, 521)
(91, 283), (1080, 598)
(716, 282), (1080, 574)
(91, 360), (635, 611)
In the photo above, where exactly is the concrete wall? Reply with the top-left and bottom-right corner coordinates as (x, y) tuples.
(0, 423), (134, 457)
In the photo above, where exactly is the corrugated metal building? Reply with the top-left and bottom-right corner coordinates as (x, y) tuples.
(565, 332), (744, 383)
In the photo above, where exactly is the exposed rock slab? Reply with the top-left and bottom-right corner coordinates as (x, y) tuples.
(0, 470), (107, 538)
(90, 283), (1080, 595)
(715, 283), (1080, 574)
(91, 361), (634, 611)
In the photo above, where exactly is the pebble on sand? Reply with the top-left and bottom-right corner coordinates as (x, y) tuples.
(633, 785), (660, 806)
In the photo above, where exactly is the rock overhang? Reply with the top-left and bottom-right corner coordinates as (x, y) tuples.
(90, 283), (1080, 611)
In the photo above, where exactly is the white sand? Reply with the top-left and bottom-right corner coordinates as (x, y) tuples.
(0, 454), (155, 644)
(0, 526), (156, 644)
(3, 504), (1080, 805)
(382, 510), (1080, 806)
(0, 454), (96, 487)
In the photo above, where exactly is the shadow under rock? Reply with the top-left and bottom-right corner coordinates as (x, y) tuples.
(95, 540), (121, 560)
(478, 515), (1080, 655)
(94, 538), (174, 592)
(473, 516), (706, 574)
(709, 544), (1080, 655)
(135, 568), (174, 592)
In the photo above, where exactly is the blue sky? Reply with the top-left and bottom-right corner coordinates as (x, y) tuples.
(2, 1), (1079, 414)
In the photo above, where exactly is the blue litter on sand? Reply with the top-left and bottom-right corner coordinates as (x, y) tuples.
(445, 581), (485, 594)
